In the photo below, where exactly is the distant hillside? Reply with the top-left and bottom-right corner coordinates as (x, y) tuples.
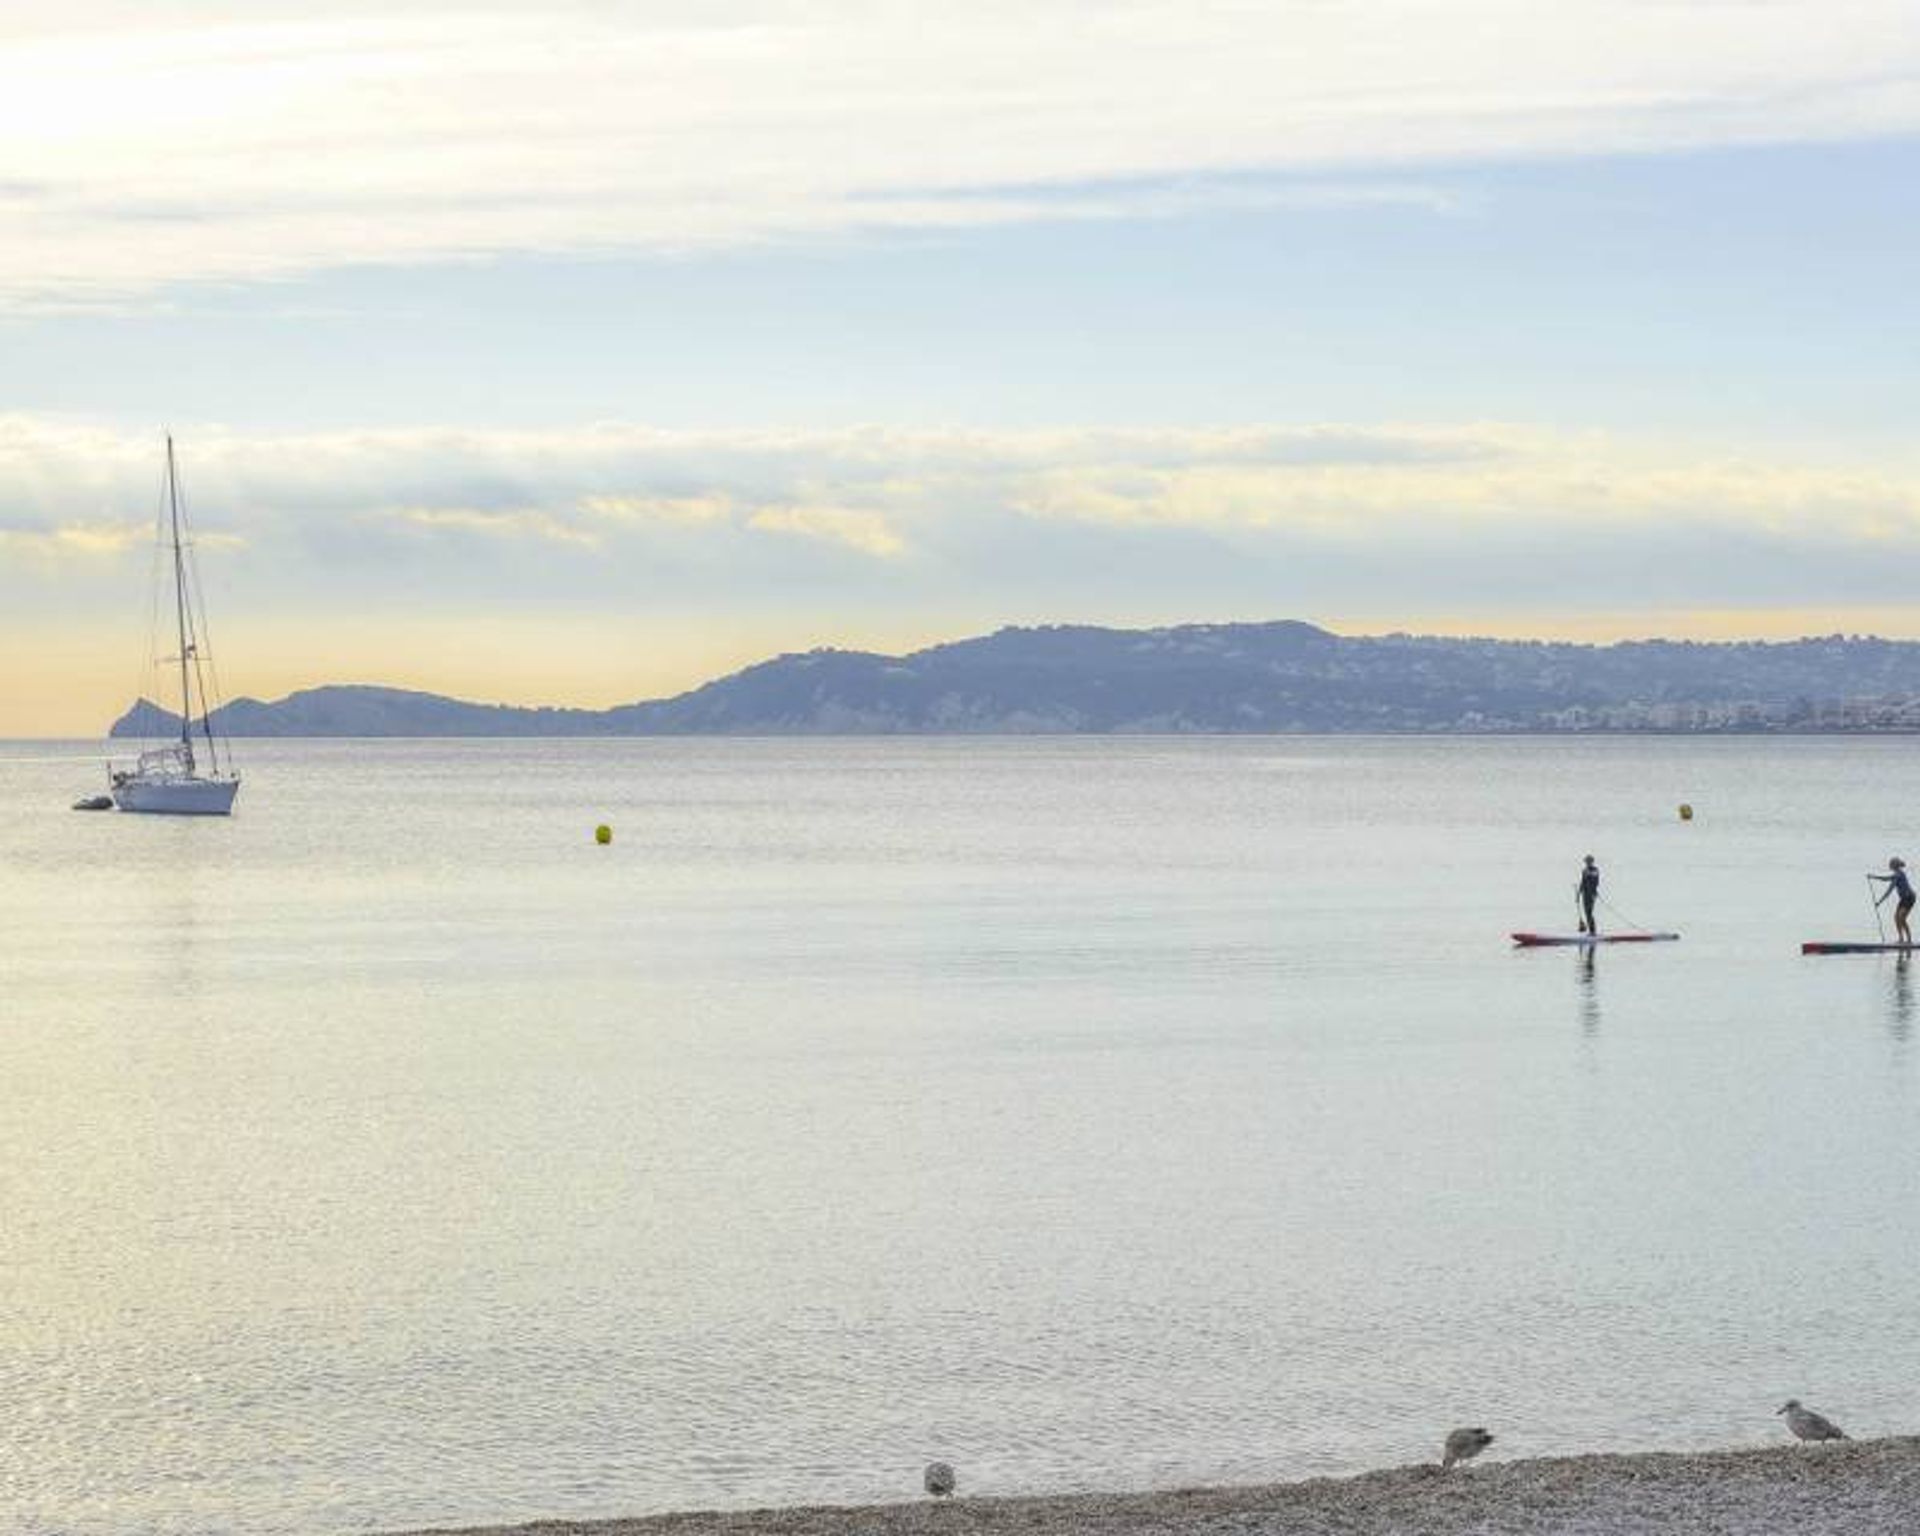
(109, 621), (1920, 737)
(112, 686), (613, 739)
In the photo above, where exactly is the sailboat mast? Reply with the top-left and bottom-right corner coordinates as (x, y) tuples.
(166, 434), (195, 772)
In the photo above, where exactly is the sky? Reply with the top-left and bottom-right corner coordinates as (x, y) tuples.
(2, 2), (1917, 734)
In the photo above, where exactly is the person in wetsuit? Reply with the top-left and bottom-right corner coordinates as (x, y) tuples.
(1870, 856), (1915, 946)
(1577, 855), (1601, 935)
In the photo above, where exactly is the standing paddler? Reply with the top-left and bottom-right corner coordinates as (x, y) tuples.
(1576, 855), (1601, 935)
(1869, 857), (1915, 946)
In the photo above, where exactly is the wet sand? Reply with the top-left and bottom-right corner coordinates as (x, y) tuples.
(408, 1435), (1920, 1536)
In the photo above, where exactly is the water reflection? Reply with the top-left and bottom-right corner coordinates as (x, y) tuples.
(1575, 947), (1601, 1037)
(1889, 952), (1912, 1045)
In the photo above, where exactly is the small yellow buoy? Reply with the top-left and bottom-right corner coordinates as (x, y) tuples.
(595, 824), (612, 845)
(1678, 803), (1694, 822)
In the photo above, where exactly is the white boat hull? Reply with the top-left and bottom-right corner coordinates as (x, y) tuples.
(112, 776), (240, 816)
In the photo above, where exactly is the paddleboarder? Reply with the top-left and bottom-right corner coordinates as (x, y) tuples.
(1869, 857), (1914, 946)
(1576, 855), (1601, 935)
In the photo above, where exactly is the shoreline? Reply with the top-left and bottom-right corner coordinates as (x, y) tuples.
(406, 1435), (1920, 1536)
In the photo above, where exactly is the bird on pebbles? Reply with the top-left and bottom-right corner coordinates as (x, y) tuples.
(923, 1461), (957, 1498)
(1440, 1427), (1494, 1471)
(1778, 1399), (1848, 1442)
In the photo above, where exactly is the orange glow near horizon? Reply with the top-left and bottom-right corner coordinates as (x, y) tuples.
(1, 612), (974, 738)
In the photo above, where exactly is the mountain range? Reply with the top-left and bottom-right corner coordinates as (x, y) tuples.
(109, 620), (1920, 737)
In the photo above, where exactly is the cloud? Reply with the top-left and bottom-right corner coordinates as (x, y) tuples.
(0, 520), (147, 560)
(3, 416), (1916, 552)
(580, 492), (734, 526)
(1, 3), (1916, 303)
(747, 504), (906, 558)
(383, 506), (601, 547)
(1009, 442), (1920, 542)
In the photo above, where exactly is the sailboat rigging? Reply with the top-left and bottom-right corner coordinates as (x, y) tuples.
(108, 436), (241, 816)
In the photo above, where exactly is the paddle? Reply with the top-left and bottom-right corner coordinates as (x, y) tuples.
(1597, 892), (1660, 936)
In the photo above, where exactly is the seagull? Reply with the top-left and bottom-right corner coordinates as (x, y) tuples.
(1441, 1427), (1494, 1471)
(1778, 1400), (1848, 1442)
(923, 1461), (956, 1498)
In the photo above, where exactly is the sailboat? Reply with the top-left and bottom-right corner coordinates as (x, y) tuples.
(109, 437), (241, 816)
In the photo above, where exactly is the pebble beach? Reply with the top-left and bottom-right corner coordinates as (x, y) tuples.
(410, 1436), (1920, 1536)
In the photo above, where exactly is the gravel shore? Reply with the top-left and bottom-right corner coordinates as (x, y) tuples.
(410, 1436), (1920, 1536)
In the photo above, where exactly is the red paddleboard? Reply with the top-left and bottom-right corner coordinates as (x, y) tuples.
(1801, 941), (1916, 955)
(1511, 932), (1680, 947)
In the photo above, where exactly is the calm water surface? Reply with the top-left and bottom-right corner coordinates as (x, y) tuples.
(1, 738), (1916, 1534)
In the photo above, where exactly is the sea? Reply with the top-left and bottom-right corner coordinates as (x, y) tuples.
(1, 737), (1915, 1535)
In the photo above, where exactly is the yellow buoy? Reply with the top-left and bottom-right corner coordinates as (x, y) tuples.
(1678, 803), (1694, 822)
(595, 824), (612, 845)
